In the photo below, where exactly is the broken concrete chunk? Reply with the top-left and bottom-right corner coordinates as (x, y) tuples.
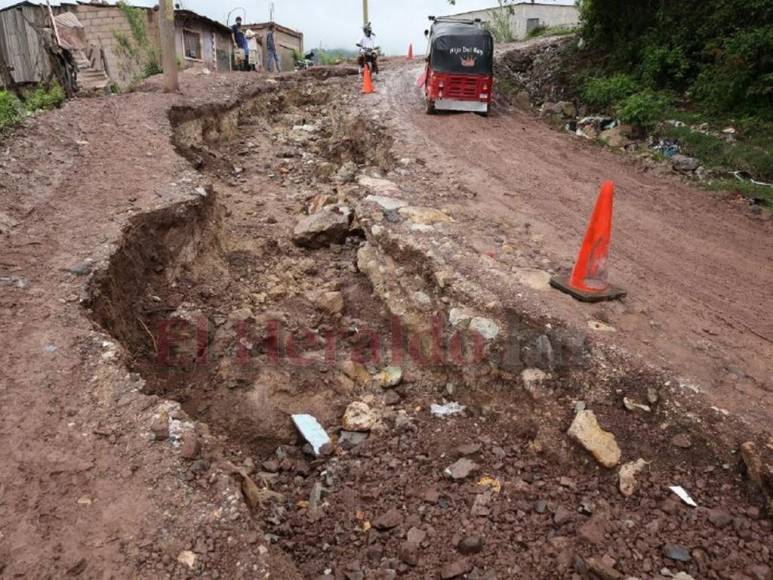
(374, 366), (402, 388)
(339, 360), (372, 386)
(671, 154), (700, 173)
(599, 124), (634, 148)
(567, 410), (621, 468)
(342, 401), (379, 432)
(448, 308), (474, 327)
(398, 206), (453, 225)
(291, 414), (331, 456)
(521, 368), (549, 399)
(358, 175), (401, 194)
(468, 317), (500, 341)
(292, 208), (351, 249)
(338, 360), (371, 386)
(363, 194), (408, 210)
(177, 551), (197, 569)
(618, 458), (649, 497)
(512, 268), (551, 291)
(444, 457), (479, 480)
(317, 291), (344, 315)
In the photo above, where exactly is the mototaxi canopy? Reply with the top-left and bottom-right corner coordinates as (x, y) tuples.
(428, 20), (494, 76)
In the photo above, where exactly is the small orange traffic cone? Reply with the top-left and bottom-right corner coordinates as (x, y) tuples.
(407, 44), (414, 60)
(362, 65), (375, 94)
(550, 181), (627, 302)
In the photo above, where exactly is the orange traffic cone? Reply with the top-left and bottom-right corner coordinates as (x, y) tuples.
(362, 65), (375, 94)
(407, 44), (414, 60)
(550, 181), (627, 302)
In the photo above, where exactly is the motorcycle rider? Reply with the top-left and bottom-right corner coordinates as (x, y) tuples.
(357, 23), (379, 75)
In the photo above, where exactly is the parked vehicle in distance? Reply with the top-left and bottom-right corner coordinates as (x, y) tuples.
(423, 16), (494, 116)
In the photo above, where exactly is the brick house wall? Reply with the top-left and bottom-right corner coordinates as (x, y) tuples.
(63, 4), (151, 86)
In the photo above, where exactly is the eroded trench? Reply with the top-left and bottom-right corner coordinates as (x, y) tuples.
(87, 73), (771, 579)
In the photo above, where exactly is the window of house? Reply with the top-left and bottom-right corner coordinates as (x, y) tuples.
(526, 18), (541, 33)
(183, 29), (202, 60)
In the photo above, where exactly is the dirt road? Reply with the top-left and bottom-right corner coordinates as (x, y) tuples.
(375, 59), (773, 429)
(0, 58), (770, 579)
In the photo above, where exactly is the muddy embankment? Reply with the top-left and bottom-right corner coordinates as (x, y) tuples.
(85, 70), (771, 579)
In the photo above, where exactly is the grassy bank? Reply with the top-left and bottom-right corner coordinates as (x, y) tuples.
(553, 0), (773, 206)
(0, 83), (65, 134)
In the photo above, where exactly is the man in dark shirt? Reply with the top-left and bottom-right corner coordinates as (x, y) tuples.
(266, 23), (280, 72)
(231, 17), (250, 70)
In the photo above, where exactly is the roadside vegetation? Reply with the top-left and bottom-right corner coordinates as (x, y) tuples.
(565, 0), (773, 206)
(0, 83), (65, 133)
(113, 0), (161, 82)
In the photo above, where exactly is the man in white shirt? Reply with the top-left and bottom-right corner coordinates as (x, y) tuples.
(357, 24), (379, 74)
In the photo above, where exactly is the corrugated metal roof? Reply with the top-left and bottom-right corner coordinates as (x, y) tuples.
(0, 0), (155, 11)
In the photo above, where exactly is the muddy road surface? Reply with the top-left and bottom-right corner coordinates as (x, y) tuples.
(0, 56), (770, 580)
(378, 59), (773, 429)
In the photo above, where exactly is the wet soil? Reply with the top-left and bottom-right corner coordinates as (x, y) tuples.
(89, 67), (770, 579)
(0, 56), (770, 580)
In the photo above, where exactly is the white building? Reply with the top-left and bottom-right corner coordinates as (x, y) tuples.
(444, 1), (579, 41)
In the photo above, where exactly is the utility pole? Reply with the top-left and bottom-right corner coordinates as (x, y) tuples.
(362, 0), (369, 28)
(159, 0), (178, 92)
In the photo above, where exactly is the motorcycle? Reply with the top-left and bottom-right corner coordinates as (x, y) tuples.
(294, 50), (316, 71)
(357, 46), (380, 75)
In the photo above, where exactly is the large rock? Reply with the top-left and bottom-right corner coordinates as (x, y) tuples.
(444, 457), (479, 480)
(671, 154), (700, 173)
(567, 410), (621, 468)
(317, 291), (344, 315)
(559, 100), (577, 118)
(364, 195), (408, 210)
(373, 366), (402, 388)
(398, 206), (453, 225)
(599, 124), (634, 148)
(292, 208), (351, 249)
(618, 458), (648, 496)
(342, 401), (379, 432)
(469, 317), (500, 341)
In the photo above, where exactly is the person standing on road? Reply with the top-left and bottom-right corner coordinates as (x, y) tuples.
(231, 17), (250, 71)
(266, 24), (280, 72)
(246, 29), (262, 72)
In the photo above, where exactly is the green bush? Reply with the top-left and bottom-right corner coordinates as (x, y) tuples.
(0, 91), (22, 131)
(115, 0), (159, 81)
(615, 90), (670, 129)
(24, 83), (65, 111)
(577, 0), (773, 117)
(142, 60), (162, 78)
(693, 27), (773, 116)
(640, 45), (690, 88)
(581, 74), (639, 109)
(526, 24), (547, 39)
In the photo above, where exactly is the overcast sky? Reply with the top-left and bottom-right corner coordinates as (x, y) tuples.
(0, 0), (573, 55)
(179, 0), (499, 55)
